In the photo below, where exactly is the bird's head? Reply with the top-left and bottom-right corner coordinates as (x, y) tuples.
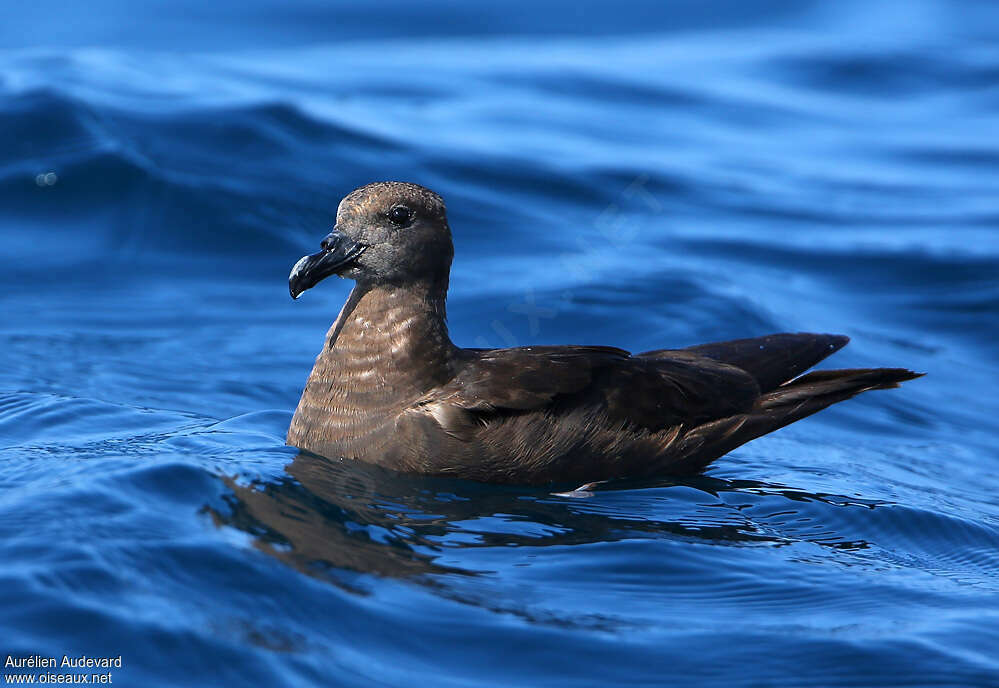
(289, 181), (453, 299)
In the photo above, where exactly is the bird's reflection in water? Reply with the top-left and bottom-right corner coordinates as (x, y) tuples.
(208, 451), (883, 593)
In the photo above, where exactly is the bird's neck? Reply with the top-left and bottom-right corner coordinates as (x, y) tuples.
(287, 279), (454, 455)
(319, 279), (456, 397)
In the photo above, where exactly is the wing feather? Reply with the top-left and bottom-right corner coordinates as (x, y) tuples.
(415, 344), (761, 440)
(640, 333), (849, 393)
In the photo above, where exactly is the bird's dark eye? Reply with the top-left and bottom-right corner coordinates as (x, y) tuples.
(388, 205), (412, 226)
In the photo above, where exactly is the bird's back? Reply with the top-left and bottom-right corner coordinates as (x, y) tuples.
(388, 333), (919, 484)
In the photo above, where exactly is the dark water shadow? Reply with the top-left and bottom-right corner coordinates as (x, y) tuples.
(206, 451), (891, 593)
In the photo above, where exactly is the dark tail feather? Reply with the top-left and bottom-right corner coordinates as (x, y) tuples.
(668, 368), (923, 475)
(760, 368), (923, 413)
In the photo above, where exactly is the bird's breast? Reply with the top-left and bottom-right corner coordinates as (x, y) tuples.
(287, 288), (455, 461)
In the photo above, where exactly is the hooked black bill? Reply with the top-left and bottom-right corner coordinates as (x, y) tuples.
(289, 228), (365, 299)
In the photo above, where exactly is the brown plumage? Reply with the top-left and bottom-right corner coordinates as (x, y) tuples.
(287, 182), (922, 485)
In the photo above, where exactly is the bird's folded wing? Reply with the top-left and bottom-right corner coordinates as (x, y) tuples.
(597, 353), (760, 431)
(415, 345), (760, 440)
(641, 332), (850, 394)
(424, 345), (629, 410)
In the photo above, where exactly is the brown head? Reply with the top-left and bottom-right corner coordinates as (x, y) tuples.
(289, 181), (453, 298)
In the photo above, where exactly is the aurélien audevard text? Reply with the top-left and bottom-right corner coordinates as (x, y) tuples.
(6, 656), (121, 670)
(5, 655), (122, 684)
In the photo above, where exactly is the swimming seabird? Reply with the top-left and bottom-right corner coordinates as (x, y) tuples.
(287, 182), (921, 484)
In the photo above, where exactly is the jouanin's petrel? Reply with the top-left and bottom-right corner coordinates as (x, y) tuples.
(287, 182), (921, 484)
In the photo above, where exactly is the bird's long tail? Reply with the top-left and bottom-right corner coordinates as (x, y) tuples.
(672, 367), (923, 474)
(758, 367), (922, 418)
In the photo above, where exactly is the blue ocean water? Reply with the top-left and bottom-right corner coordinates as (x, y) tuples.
(2, 1), (998, 685)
